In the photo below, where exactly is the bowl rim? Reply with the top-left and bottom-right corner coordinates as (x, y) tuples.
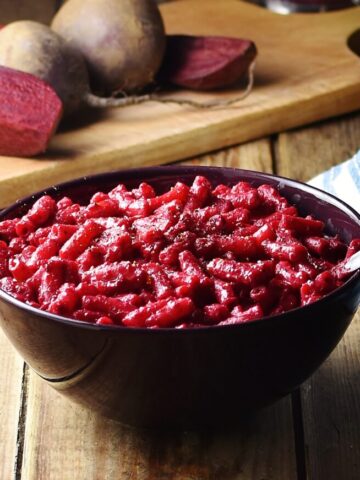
(1, 165), (359, 334)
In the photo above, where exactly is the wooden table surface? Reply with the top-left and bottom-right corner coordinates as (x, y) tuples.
(0, 1), (359, 479)
(0, 111), (359, 480)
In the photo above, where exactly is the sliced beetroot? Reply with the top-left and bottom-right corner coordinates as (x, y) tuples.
(0, 65), (63, 157)
(158, 35), (257, 91)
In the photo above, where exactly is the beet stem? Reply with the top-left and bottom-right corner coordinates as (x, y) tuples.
(84, 61), (255, 110)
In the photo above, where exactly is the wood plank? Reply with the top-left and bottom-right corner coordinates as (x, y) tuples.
(276, 111), (360, 480)
(301, 312), (360, 480)
(0, 329), (25, 480)
(22, 373), (297, 480)
(276, 112), (360, 182)
(1, 0), (360, 207)
(20, 141), (298, 480)
(179, 138), (273, 173)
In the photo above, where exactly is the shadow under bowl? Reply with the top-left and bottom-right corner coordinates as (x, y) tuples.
(0, 166), (360, 429)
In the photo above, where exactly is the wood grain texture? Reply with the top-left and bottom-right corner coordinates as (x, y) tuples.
(22, 373), (297, 480)
(301, 312), (360, 480)
(20, 142), (297, 480)
(276, 112), (360, 182)
(0, 0), (360, 207)
(180, 139), (273, 173)
(0, 329), (24, 480)
(276, 111), (360, 480)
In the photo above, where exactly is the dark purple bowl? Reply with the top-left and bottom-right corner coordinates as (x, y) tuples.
(1, 166), (360, 429)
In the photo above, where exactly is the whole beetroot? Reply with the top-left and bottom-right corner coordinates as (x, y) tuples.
(0, 21), (89, 116)
(51, 0), (166, 94)
(0, 20), (157, 116)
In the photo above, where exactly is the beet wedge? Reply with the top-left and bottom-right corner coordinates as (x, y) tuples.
(159, 34), (257, 91)
(0, 65), (63, 157)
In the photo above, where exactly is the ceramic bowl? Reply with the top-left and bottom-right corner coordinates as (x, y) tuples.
(1, 166), (359, 428)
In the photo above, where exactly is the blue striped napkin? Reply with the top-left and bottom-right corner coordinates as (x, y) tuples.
(308, 150), (360, 213)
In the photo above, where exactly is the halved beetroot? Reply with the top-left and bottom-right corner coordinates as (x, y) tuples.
(159, 34), (257, 90)
(0, 66), (63, 157)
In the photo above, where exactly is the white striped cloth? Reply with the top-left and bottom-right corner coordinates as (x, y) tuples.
(308, 150), (360, 213)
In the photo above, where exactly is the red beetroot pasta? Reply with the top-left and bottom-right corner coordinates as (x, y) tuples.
(0, 177), (359, 328)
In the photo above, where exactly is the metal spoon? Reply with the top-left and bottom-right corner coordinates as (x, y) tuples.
(341, 250), (360, 274)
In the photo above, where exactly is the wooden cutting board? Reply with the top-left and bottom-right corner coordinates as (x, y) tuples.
(0, 0), (359, 207)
